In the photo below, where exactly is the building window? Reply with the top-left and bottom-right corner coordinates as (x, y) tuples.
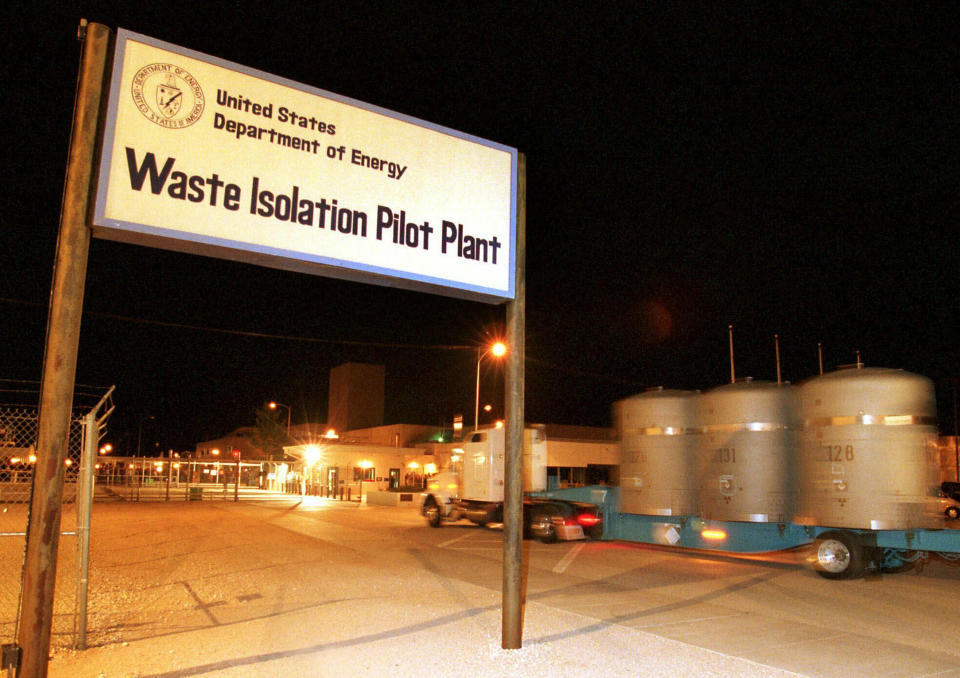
(547, 466), (586, 488)
(353, 466), (375, 481)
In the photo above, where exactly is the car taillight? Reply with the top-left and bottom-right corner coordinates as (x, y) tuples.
(577, 513), (601, 527)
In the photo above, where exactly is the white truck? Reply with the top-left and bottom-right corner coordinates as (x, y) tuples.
(421, 426), (547, 527)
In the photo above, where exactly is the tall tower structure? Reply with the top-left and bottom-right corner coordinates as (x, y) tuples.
(328, 363), (385, 433)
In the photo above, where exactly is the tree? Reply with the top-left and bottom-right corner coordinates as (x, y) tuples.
(251, 406), (293, 461)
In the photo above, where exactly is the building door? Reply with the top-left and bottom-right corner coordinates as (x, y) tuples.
(389, 468), (400, 490)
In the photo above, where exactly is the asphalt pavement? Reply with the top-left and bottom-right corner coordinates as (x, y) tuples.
(42, 497), (957, 677)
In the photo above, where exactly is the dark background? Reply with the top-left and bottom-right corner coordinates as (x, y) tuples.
(2, 3), (958, 453)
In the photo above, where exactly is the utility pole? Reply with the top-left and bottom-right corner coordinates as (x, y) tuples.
(18, 21), (110, 678)
(502, 153), (526, 649)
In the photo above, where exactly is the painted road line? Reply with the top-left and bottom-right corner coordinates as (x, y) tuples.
(552, 541), (586, 573)
(438, 532), (476, 549)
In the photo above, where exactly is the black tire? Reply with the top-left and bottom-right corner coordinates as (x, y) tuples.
(946, 506), (960, 520)
(423, 498), (442, 528)
(538, 524), (557, 543)
(812, 531), (864, 580)
(532, 513), (558, 543)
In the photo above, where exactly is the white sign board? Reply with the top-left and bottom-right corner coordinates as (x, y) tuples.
(93, 29), (517, 302)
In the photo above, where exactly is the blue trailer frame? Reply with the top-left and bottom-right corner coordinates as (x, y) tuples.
(533, 486), (960, 575)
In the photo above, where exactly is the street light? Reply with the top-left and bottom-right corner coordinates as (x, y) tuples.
(303, 445), (321, 467)
(268, 401), (291, 434)
(302, 444), (321, 497)
(475, 341), (507, 431)
(137, 415), (154, 457)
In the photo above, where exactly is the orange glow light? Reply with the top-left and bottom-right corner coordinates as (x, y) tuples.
(701, 529), (727, 541)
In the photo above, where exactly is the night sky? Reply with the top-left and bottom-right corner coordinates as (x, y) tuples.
(2, 3), (959, 452)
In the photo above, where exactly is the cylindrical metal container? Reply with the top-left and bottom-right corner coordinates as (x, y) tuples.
(795, 366), (940, 529)
(616, 388), (698, 516)
(696, 380), (797, 522)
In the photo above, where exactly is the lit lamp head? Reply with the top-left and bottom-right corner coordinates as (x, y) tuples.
(303, 445), (321, 468)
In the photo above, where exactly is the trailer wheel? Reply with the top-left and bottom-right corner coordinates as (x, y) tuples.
(813, 531), (863, 579)
(532, 514), (558, 543)
(423, 498), (442, 528)
(945, 506), (960, 521)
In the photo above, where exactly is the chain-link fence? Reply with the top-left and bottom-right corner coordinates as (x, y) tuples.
(0, 408), (84, 503)
(90, 458), (304, 501)
(0, 401), (93, 650)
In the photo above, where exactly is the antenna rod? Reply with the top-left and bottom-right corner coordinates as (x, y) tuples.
(818, 342), (823, 375)
(728, 325), (735, 384)
(775, 334), (782, 385)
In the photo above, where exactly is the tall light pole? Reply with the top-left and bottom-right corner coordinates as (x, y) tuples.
(475, 342), (507, 431)
(136, 415), (154, 457)
(268, 401), (291, 434)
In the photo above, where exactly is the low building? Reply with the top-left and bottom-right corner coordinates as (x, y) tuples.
(194, 427), (263, 460)
(282, 422), (621, 498)
(540, 424), (619, 488)
(941, 436), (960, 485)
(196, 361), (623, 496)
(283, 437), (439, 497)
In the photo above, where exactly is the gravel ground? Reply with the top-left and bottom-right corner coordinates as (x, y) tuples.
(42, 501), (802, 678)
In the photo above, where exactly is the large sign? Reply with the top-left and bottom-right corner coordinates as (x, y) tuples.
(93, 29), (517, 302)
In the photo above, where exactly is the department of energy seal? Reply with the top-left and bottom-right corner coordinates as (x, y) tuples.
(131, 63), (205, 128)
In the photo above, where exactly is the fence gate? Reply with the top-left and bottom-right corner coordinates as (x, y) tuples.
(0, 386), (113, 654)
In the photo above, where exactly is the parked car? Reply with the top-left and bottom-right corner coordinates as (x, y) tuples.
(524, 499), (603, 543)
(941, 496), (960, 520)
(940, 482), (960, 520)
(942, 481), (960, 502)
